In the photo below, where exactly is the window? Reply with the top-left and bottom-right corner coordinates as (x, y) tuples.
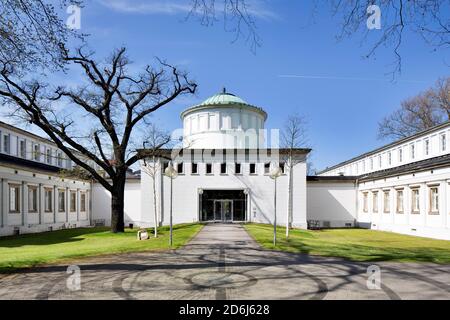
(429, 186), (439, 214)
(28, 186), (38, 212)
(410, 144), (415, 159)
(363, 192), (368, 212)
(264, 162), (270, 174)
(57, 152), (63, 167)
(383, 190), (390, 213)
(388, 152), (392, 165)
(9, 185), (20, 213)
(162, 162), (169, 172)
(80, 193), (86, 212)
(206, 163), (212, 174)
(58, 190), (65, 212)
(249, 163), (256, 174)
(411, 188), (420, 213)
(220, 163), (227, 174)
(44, 188), (53, 212)
(177, 162), (183, 174)
(398, 149), (403, 162)
(441, 134), (446, 152)
(33, 144), (40, 161)
(46, 148), (52, 164)
(372, 191), (378, 213)
(425, 139), (430, 156)
(70, 191), (76, 212)
(370, 158), (373, 170)
(191, 163), (198, 174)
(280, 162), (285, 174)
(378, 155), (382, 168)
(20, 140), (26, 158)
(396, 189), (404, 213)
(235, 163), (241, 174)
(3, 135), (9, 154)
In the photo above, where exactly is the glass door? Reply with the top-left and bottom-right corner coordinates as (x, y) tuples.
(213, 200), (234, 222)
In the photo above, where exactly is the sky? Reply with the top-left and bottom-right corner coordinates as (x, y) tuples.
(16, 0), (450, 171)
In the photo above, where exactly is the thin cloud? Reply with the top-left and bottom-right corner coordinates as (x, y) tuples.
(278, 74), (428, 84)
(97, 0), (277, 20)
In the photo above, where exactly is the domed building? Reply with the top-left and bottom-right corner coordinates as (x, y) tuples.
(138, 90), (310, 227)
(181, 89), (267, 149)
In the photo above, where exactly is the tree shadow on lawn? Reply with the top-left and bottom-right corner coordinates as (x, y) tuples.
(0, 227), (110, 248)
(273, 238), (450, 264)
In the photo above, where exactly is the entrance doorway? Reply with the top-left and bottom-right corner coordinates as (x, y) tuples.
(200, 190), (247, 222)
(214, 200), (233, 222)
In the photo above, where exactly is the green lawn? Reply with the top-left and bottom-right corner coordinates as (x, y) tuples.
(0, 223), (203, 272)
(244, 223), (450, 264)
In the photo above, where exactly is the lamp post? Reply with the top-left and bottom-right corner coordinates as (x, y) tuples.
(270, 163), (282, 245)
(164, 161), (178, 247)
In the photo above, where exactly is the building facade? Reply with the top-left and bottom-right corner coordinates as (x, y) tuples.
(0, 122), (91, 236)
(318, 123), (450, 240)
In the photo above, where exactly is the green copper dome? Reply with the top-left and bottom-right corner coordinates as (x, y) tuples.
(181, 88), (267, 120)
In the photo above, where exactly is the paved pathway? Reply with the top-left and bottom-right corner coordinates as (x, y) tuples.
(0, 223), (449, 299)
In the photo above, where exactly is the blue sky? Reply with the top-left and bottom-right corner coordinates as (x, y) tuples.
(60, 1), (449, 170)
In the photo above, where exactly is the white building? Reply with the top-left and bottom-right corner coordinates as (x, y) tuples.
(318, 122), (450, 240)
(0, 121), (91, 236)
(1, 90), (450, 241)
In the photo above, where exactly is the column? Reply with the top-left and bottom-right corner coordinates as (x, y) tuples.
(76, 188), (80, 222)
(53, 185), (57, 223)
(66, 187), (69, 222)
(2, 179), (8, 227)
(22, 182), (27, 226)
(38, 183), (43, 224)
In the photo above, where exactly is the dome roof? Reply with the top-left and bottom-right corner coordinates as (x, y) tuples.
(181, 88), (267, 120)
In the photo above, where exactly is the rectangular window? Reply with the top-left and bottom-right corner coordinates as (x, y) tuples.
(411, 188), (420, 213)
(58, 190), (65, 212)
(33, 144), (40, 161)
(383, 190), (390, 213)
(57, 152), (63, 167)
(162, 162), (169, 172)
(80, 193), (86, 212)
(388, 152), (392, 165)
(70, 191), (76, 212)
(372, 191), (378, 213)
(28, 186), (38, 212)
(20, 140), (26, 158)
(191, 163), (198, 174)
(206, 163), (212, 174)
(3, 135), (10, 154)
(370, 158), (373, 170)
(44, 188), (53, 212)
(378, 155), (382, 168)
(250, 163), (256, 174)
(363, 192), (368, 212)
(177, 162), (183, 174)
(398, 149), (403, 162)
(425, 139), (430, 156)
(441, 134), (446, 152)
(46, 148), (52, 164)
(396, 189), (404, 213)
(410, 144), (415, 159)
(9, 185), (20, 213)
(220, 163), (227, 174)
(429, 186), (439, 214)
(264, 162), (270, 174)
(280, 162), (285, 174)
(235, 163), (241, 174)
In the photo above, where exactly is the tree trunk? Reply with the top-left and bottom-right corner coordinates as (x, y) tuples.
(111, 175), (126, 233)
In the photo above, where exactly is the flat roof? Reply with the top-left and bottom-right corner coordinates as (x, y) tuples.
(318, 120), (450, 174)
(307, 176), (357, 182)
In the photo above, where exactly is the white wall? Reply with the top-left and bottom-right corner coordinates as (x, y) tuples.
(140, 156), (308, 229)
(307, 181), (357, 228)
(91, 180), (141, 227)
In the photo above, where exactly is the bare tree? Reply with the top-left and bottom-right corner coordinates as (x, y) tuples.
(281, 114), (309, 238)
(0, 47), (197, 232)
(141, 124), (172, 237)
(378, 77), (450, 140)
(0, 0), (83, 72)
(321, 0), (450, 75)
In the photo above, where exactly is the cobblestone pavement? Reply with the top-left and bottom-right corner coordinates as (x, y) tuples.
(0, 224), (449, 300)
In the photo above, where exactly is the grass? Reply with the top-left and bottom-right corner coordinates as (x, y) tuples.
(244, 223), (450, 264)
(0, 223), (203, 273)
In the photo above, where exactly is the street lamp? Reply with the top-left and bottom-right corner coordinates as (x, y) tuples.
(164, 161), (178, 247)
(270, 163), (282, 245)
